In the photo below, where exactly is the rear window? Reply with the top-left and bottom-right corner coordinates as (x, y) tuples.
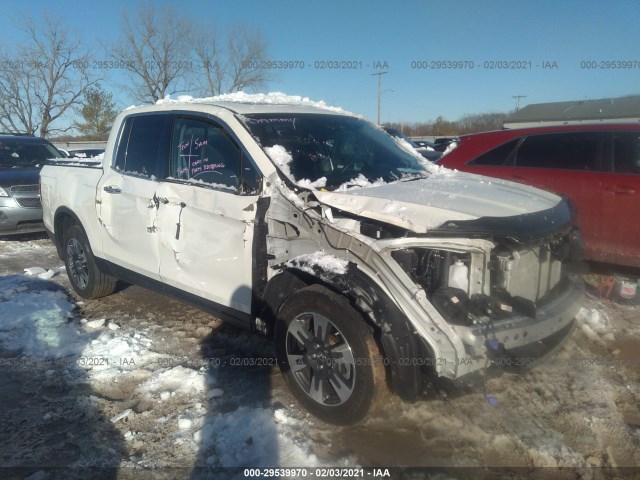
(513, 132), (605, 170)
(114, 114), (172, 178)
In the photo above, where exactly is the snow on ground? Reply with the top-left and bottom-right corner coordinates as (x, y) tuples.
(0, 278), (328, 469)
(576, 307), (616, 346)
(2, 236), (640, 478)
(0, 241), (342, 475)
(0, 275), (80, 360)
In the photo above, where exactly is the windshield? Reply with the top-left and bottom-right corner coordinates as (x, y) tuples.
(0, 141), (62, 168)
(242, 113), (429, 190)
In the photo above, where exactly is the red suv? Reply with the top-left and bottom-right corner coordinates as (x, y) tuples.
(438, 124), (640, 267)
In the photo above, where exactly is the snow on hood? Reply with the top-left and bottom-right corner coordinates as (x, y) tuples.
(156, 91), (351, 114)
(314, 173), (563, 233)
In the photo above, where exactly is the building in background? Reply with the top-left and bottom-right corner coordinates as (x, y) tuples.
(504, 95), (640, 129)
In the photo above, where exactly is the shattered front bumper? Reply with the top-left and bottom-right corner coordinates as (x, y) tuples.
(470, 276), (583, 354)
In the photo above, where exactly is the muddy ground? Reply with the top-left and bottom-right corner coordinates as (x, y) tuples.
(1, 233), (639, 480)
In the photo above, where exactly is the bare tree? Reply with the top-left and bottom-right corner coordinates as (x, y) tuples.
(111, 4), (192, 103)
(192, 27), (223, 97)
(0, 15), (95, 137)
(193, 25), (272, 96)
(111, 5), (272, 103)
(0, 55), (39, 134)
(432, 116), (457, 136)
(384, 110), (508, 137)
(457, 112), (507, 134)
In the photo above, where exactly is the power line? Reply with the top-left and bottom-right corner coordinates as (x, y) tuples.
(371, 71), (388, 125)
(512, 95), (527, 111)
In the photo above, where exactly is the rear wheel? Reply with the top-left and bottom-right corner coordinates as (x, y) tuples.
(63, 224), (116, 299)
(275, 285), (387, 425)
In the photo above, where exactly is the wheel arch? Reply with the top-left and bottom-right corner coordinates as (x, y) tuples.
(52, 207), (84, 260)
(261, 264), (424, 400)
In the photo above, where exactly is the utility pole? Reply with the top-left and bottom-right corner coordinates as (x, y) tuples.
(372, 71), (388, 125)
(512, 95), (527, 111)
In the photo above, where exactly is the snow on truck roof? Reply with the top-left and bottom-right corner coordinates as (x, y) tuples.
(125, 92), (355, 116)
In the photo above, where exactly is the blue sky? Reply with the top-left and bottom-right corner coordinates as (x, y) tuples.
(3, 0), (640, 125)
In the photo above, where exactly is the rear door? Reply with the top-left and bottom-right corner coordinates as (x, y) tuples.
(599, 131), (640, 266)
(96, 113), (172, 278)
(154, 115), (262, 313)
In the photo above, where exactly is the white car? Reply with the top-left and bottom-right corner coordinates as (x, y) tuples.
(40, 95), (584, 424)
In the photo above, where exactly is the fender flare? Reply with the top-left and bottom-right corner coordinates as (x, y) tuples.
(52, 207), (85, 259)
(260, 264), (423, 400)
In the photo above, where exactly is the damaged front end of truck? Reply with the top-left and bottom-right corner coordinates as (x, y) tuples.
(259, 177), (584, 402)
(240, 109), (585, 403)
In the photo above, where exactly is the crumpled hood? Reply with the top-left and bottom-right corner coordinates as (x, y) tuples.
(313, 172), (563, 234)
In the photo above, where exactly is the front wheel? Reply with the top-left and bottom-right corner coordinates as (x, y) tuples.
(63, 224), (116, 299)
(275, 285), (388, 425)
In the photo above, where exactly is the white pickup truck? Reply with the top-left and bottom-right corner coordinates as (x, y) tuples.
(40, 95), (584, 424)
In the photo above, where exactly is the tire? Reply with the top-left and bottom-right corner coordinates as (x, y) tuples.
(275, 284), (388, 425)
(63, 224), (116, 299)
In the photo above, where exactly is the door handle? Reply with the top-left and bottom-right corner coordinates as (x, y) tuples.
(103, 185), (121, 194)
(604, 185), (636, 195)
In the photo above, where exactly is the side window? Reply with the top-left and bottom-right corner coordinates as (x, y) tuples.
(171, 117), (244, 192)
(514, 132), (604, 170)
(468, 138), (520, 166)
(612, 132), (640, 174)
(114, 114), (172, 178)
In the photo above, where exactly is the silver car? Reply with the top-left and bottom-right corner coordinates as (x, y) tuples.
(0, 134), (62, 235)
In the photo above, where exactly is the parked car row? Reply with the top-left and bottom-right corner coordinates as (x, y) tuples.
(433, 137), (459, 152)
(402, 137), (459, 152)
(58, 148), (106, 158)
(0, 134), (63, 236)
(0, 135), (106, 237)
(438, 124), (640, 268)
(382, 127), (443, 162)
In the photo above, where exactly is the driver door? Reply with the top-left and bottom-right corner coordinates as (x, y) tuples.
(154, 115), (262, 313)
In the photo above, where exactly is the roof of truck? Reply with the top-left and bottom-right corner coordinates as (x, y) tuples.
(124, 92), (355, 117)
